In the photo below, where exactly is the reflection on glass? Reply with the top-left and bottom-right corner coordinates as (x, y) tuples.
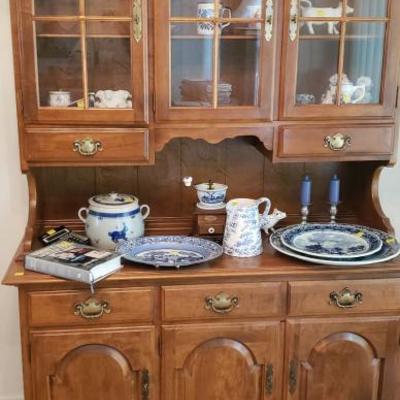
(85, 0), (131, 17)
(229, 0), (262, 18)
(86, 22), (132, 109)
(34, 0), (79, 15)
(171, 0), (214, 18)
(348, 0), (387, 18)
(171, 24), (213, 107)
(36, 37), (83, 107)
(219, 24), (261, 106)
(296, 32), (340, 105)
(341, 22), (386, 105)
(35, 21), (80, 37)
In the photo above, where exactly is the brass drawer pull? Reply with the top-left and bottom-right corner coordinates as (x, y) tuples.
(133, 0), (142, 43)
(329, 287), (363, 309)
(73, 138), (103, 156)
(289, 359), (298, 394)
(141, 369), (149, 400)
(74, 297), (111, 319)
(266, 363), (274, 395)
(324, 133), (352, 151)
(205, 292), (239, 314)
(208, 227), (216, 234)
(289, 0), (298, 41)
(265, 0), (274, 42)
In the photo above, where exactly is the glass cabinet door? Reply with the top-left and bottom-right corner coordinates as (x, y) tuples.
(155, 0), (276, 121)
(282, 0), (400, 119)
(22, 0), (147, 122)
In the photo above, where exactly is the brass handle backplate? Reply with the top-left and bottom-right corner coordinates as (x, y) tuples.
(265, 0), (274, 42)
(324, 133), (352, 151)
(266, 363), (274, 395)
(329, 287), (363, 309)
(73, 138), (103, 156)
(133, 0), (143, 43)
(205, 292), (239, 314)
(289, 359), (298, 394)
(289, 0), (298, 41)
(74, 297), (111, 319)
(142, 369), (150, 400)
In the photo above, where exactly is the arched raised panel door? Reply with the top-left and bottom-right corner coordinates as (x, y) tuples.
(162, 321), (283, 400)
(285, 318), (400, 400)
(30, 327), (157, 400)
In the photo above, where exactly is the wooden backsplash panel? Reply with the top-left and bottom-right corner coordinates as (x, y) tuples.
(34, 138), (374, 222)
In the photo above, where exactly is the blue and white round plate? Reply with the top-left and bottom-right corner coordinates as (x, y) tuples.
(270, 226), (400, 267)
(116, 235), (223, 268)
(280, 223), (383, 259)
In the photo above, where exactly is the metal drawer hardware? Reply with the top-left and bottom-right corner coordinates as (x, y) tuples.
(289, 0), (298, 41)
(329, 287), (363, 309)
(265, 363), (274, 395)
(208, 227), (216, 234)
(133, 0), (143, 43)
(142, 369), (150, 400)
(265, 0), (274, 42)
(73, 138), (103, 156)
(204, 292), (239, 314)
(289, 359), (298, 394)
(324, 133), (352, 151)
(73, 297), (111, 319)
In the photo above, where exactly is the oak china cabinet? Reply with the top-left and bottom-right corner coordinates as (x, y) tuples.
(3, 0), (400, 400)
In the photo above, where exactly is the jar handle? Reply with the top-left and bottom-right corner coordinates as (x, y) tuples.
(78, 207), (89, 223)
(257, 197), (271, 228)
(140, 204), (150, 220)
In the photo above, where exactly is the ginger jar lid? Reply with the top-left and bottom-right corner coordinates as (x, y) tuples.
(89, 192), (139, 212)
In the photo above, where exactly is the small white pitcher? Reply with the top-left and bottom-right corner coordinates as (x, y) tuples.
(223, 197), (271, 257)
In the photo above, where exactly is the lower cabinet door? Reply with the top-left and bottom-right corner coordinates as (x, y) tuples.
(30, 326), (157, 400)
(162, 321), (284, 400)
(285, 317), (400, 400)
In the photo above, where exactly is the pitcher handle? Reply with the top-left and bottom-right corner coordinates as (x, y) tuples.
(351, 85), (366, 104)
(220, 7), (232, 29)
(257, 197), (271, 220)
(140, 204), (150, 220)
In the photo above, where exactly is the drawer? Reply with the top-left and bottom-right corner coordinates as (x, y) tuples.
(277, 125), (394, 160)
(196, 214), (226, 235)
(289, 279), (400, 316)
(162, 282), (286, 321)
(24, 127), (153, 165)
(28, 287), (155, 327)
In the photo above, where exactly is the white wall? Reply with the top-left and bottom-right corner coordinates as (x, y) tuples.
(0, 0), (399, 398)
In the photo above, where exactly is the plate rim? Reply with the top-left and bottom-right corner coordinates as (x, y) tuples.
(270, 227), (400, 267)
(280, 223), (383, 259)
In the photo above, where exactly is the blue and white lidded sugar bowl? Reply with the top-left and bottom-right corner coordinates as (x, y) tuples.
(78, 193), (150, 250)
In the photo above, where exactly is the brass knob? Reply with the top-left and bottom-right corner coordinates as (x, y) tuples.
(324, 133), (352, 151)
(74, 297), (111, 319)
(329, 287), (363, 309)
(73, 138), (103, 156)
(205, 292), (239, 314)
(208, 227), (216, 234)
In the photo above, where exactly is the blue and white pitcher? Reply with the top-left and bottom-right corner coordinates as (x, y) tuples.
(223, 198), (271, 257)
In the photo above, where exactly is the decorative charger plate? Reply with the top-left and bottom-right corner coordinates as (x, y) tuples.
(270, 226), (400, 267)
(280, 223), (383, 259)
(116, 236), (223, 268)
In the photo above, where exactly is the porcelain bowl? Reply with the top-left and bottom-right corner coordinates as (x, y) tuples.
(194, 183), (228, 206)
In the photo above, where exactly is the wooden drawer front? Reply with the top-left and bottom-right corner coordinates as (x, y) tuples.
(289, 279), (400, 316)
(277, 125), (394, 159)
(197, 215), (226, 235)
(162, 282), (286, 321)
(25, 127), (152, 164)
(28, 287), (155, 327)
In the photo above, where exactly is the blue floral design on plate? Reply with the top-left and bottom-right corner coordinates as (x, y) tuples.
(280, 223), (382, 259)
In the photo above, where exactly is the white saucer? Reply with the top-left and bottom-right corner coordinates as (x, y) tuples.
(196, 202), (226, 210)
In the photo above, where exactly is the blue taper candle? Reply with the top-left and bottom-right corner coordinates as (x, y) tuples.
(329, 174), (340, 205)
(300, 175), (312, 206)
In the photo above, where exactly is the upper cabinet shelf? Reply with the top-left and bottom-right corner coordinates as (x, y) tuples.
(281, 0), (400, 120)
(154, 0), (277, 121)
(20, 0), (148, 123)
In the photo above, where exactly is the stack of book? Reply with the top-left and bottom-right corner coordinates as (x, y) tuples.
(180, 79), (232, 105)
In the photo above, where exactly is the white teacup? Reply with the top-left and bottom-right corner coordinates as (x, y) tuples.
(341, 83), (366, 104)
(197, 3), (232, 35)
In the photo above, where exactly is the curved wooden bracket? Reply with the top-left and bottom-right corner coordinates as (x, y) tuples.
(23, 170), (38, 252)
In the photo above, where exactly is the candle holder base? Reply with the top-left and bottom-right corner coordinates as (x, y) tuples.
(329, 204), (338, 224)
(301, 205), (310, 224)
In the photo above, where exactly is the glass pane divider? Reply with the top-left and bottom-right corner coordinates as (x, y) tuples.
(336, 21), (347, 106)
(33, 16), (132, 22)
(169, 17), (264, 23)
(79, 0), (88, 109)
(299, 17), (389, 22)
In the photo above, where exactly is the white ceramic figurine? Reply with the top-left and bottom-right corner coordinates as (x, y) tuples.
(300, 1), (354, 35)
(261, 209), (287, 234)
